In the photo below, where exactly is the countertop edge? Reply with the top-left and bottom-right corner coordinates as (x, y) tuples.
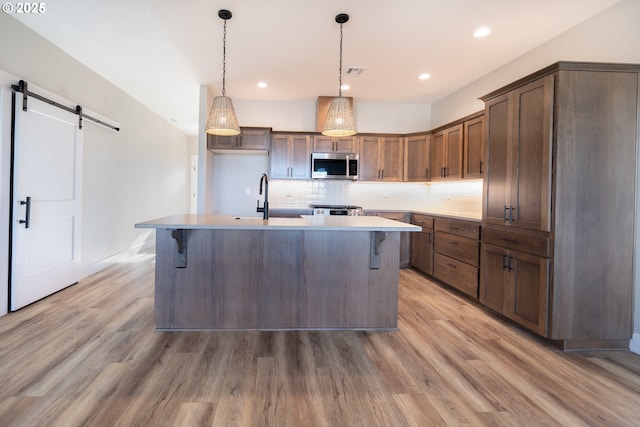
(135, 214), (421, 232)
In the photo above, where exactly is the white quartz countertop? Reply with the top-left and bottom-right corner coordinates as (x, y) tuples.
(135, 214), (421, 232)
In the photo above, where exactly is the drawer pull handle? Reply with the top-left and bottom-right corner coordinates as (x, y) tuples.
(447, 240), (458, 245)
(446, 263), (457, 269)
(500, 237), (518, 244)
(502, 254), (513, 272)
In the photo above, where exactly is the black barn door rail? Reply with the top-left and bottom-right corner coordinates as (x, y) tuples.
(11, 80), (120, 132)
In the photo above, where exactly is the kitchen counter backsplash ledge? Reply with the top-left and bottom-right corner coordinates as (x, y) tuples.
(268, 179), (482, 218)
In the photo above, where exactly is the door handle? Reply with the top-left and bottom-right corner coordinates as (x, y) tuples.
(19, 196), (31, 229)
(479, 161), (484, 174)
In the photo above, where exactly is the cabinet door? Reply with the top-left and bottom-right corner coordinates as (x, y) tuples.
(430, 131), (446, 181)
(239, 128), (270, 150)
(380, 136), (404, 182)
(334, 137), (357, 153)
(411, 230), (433, 275)
(207, 133), (238, 150)
(463, 116), (485, 178)
(511, 76), (553, 232)
(479, 243), (508, 313)
(444, 124), (463, 179)
(483, 93), (512, 226)
(289, 135), (311, 179)
(359, 136), (382, 181)
(506, 251), (549, 336)
(312, 135), (335, 152)
(404, 134), (431, 181)
(269, 135), (291, 179)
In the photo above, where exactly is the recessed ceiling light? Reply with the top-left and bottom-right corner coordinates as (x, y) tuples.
(474, 27), (491, 38)
(340, 84), (351, 91)
(418, 73), (431, 81)
(257, 82), (267, 88)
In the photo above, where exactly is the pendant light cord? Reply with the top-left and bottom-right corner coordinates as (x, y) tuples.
(222, 19), (227, 96)
(338, 22), (343, 97)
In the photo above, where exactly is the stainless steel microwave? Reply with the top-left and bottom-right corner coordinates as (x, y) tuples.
(311, 152), (358, 180)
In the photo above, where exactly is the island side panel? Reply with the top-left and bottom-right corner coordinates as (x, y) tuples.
(154, 228), (401, 330)
(301, 231), (370, 328)
(301, 231), (399, 329)
(155, 229), (264, 329)
(259, 230), (305, 328)
(367, 232), (400, 328)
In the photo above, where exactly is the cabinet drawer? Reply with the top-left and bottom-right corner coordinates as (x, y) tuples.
(434, 218), (480, 239)
(411, 214), (434, 229)
(482, 225), (550, 258)
(373, 212), (409, 222)
(433, 253), (478, 298)
(434, 232), (479, 267)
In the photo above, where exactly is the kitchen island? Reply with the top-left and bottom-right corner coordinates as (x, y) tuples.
(135, 214), (420, 331)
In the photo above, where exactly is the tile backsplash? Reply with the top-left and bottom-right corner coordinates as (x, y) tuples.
(270, 179), (483, 218)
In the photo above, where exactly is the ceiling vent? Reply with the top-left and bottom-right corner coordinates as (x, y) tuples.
(346, 66), (366, 75)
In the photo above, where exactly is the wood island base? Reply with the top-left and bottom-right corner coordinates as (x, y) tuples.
(153, 228), (402, 330)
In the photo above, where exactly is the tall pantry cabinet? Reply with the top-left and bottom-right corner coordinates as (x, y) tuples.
(480, 62), (640, 350)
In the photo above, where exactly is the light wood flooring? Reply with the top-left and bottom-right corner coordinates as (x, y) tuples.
(1, 252), (639, 426)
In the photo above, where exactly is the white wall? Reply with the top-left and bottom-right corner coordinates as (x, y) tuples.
(212, 153), (269, 217)
(234, 98), (431, 134)
(431, 0), (640, 128)
(0, 13), (191, 314)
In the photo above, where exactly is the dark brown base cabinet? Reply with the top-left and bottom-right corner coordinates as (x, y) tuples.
(480, 62), (640, 350)
(410, 214), (434, 275)
(410, 214), (481, 299)
(432, 218), (480, 298)
(480, 242), (549, 336)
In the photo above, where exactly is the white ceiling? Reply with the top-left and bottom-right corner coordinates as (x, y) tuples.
(11, 0), (621, 135)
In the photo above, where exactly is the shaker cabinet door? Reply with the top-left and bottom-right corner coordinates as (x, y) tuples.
(511, 76), (553, 232)
(404, 134), (431, 181)
(483, 93), (512, 226)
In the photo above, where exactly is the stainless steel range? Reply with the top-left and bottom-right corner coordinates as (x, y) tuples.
(310, 204), (363, 216)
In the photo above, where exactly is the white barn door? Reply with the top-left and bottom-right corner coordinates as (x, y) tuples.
(10, 94), (83, 310)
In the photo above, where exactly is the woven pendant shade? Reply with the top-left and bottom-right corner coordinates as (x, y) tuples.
(322, 96), (356, 137)
(205, 95), (240, 136)
(322, 13), (356, 137)
(205, 10), (241, 136)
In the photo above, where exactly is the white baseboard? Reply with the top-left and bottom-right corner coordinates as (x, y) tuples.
(80, 238), (155, 278)
(631, 333), (640, 355)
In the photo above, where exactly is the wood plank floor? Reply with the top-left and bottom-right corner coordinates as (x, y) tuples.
(1, 252), (639, 426)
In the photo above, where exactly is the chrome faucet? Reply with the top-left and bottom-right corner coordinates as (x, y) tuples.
(256, 173), (269, 220)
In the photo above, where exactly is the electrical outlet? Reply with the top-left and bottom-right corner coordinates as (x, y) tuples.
(245, 187), (251, 196)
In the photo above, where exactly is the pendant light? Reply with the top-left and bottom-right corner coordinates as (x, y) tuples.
(205, 9), (241, 136)
(322, 13), (357, 137)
